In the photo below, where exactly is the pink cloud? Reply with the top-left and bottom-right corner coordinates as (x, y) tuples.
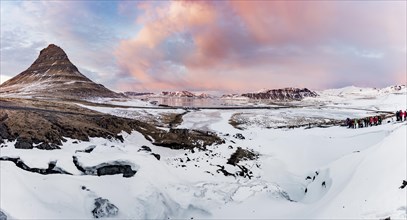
(229, 1), (336, 45)
(114, 1), (406, 92)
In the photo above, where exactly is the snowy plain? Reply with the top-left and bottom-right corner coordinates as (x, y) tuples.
(0, 86), (406, 219)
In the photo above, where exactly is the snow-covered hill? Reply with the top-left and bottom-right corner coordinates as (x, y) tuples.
(309, 85), (407, 111)
(319, 85), (406, 97)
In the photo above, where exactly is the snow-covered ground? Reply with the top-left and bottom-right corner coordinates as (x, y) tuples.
(1, 86), (406, 219)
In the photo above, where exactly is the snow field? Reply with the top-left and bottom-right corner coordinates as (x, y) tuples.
(1, 86), (406, 219)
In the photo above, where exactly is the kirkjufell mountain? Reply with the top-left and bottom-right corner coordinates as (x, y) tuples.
(0, 44), (121, 99)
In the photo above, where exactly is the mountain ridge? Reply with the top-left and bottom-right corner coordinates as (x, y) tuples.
(241, 87), (318, 100)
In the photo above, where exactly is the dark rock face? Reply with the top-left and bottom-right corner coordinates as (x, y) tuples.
(215, 147), (258, 179)
(0, 210), (7, 220)
(15, 137), (34, 149)
(73, 156), (137, 178)
(0, 44), (121, 99)
(75, 145), (97, 153)
(96, 165), (136, 178)
(233, 133), (245, 140)
(235, 164), (253, 179)
(92, 197), (119, 218)
(216, 165), (236, 177)
(227, 147), (258, 166)
(400, 180), (407, 189)
(0, 114), (10, 144)
(137, 146), (160, 160)
(151, 153), (161, 160)
(241, 88), (318, 100)
(152, 128), (224, 150)
(138, 145), (152, 152)
(0, 157), (72, 175)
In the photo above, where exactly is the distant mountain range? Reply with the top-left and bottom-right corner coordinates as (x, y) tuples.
(124, 89), (319, 101)
(2, 44), (402, 102)
(0, 44), (121, 99)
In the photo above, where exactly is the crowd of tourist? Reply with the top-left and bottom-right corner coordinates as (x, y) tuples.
(396, 110), (407, 121)
(345, 110), (406, 129)
(345, 116), (383, 128)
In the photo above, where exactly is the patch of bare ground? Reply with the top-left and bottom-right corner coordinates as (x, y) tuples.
(0, 98), (223, 150)
(227, 147), (259, 166)
(215, 147), (259, 179)
(229, 113), (245, 130)
(160, 111), (189, 128)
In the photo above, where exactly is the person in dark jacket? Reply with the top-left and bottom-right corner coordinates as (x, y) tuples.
(346, 118), (351, 128)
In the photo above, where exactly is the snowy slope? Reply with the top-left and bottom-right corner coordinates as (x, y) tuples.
(313, 124), (406, 219)
(303, 85), (407, 112)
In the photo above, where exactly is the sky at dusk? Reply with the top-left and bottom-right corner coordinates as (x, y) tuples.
(0, 0), (406, 93)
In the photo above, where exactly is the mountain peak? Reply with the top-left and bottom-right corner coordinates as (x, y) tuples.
(0, 44), (121, 99)
(38, 44), (68, 59)
(28, 44), (77, 72)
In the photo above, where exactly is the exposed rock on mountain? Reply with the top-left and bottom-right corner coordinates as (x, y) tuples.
(161, 91), (195, 97)
(92, 197), (119, 218)
(160, 91), (212, 98)
(241, 88), (318, 100)
(0, 44), (121, 99)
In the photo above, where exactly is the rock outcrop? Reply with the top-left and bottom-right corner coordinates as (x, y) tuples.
(0, 157), (72, 175)
(92, 197), (119, 218)
(227, 147), (258, 166)
(72, 156), (137, 178)
(0, 44), (121, 99)
(241, 88), (318, 100)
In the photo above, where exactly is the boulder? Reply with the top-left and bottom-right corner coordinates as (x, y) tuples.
(92, 197), (118, 218)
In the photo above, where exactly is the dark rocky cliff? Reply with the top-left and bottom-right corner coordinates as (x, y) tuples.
(241, 88), (318, 100)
